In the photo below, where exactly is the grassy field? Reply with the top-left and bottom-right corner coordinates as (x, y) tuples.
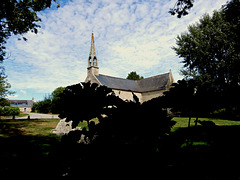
(0, 118), (61, 177)
(172, 117), (240, 129)
(0, 118), (60, 137)
(1, 116), (240, 177)
(1, 116), (240, 137)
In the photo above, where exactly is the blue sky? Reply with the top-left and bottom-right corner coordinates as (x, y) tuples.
(4, 0), (228, 101)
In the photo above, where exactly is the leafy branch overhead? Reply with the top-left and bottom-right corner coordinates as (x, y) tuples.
(169, 0), (194, 18)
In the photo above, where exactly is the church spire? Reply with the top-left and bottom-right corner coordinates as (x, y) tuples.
(88, 33), (98, 68)
(87, 33), (99, 76)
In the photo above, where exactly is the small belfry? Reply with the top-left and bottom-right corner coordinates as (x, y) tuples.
(87, 33), (99, 76)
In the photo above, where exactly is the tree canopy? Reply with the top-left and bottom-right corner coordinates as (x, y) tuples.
(169, 0), (194, 18)
(171, 0), (240, 119)
(0, 67), (14, 97)
(173, 0), (240, 89)
(126, 71), (144, 80)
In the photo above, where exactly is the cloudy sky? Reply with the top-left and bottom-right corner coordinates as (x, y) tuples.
(4, 0), (227, 101)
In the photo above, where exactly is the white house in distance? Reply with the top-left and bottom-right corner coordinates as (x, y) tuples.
(85, 33), (174, 103)
(8, 98), (35, 113)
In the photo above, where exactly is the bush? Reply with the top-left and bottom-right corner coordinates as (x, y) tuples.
(0, 106), (20, 119)
(0, 98), (10, 107)
(36, 98), (52, 113)
(60, 83), (176, 148)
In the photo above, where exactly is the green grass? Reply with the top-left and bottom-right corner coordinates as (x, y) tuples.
(0, 113), (28, 120)
(172, 116), (240, 129)
(1, 117), (239, 137)
(171, 117), (240, 152)
(0, 118), (61, 176)
(78, 118), (99, 130)
(0, 118), (60, 137)
(1, 117), (240, 177)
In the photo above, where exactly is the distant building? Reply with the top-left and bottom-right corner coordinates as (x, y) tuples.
(85, 33), (174, 103)
(8, 98), (34, 113)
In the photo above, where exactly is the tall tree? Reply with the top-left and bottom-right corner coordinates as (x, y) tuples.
(0, 67), (14, 97)
(172, 0), (240, 117)
(173, 2), (240, 88)
(51, 86), (65, 114)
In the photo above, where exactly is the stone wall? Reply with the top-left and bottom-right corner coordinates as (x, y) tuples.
(113, 89), (142, 102)
(113, 89), (166, 103)
(141, 90), (165, 102)
(19, 107), (32, 113)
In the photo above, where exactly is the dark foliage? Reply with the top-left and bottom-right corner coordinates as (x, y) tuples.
(58, 82), (114, 127)
(169, 0), (194, 18)
(162, 79), (240, 121)
(59, 82), (175, 146)
(35, 97), (52, 114)
(55, 82), (176, 176)
(0, 97), (10, 107)
(0, 67), (14, 97)
(126, 71), (144, 80)
(171, 0), (240, 120)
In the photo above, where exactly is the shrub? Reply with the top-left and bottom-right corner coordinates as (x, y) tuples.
(0, 106), (20, 119)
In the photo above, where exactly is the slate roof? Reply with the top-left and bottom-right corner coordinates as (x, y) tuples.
(96, 73), (170, 92)
(8, 100), (34, 107)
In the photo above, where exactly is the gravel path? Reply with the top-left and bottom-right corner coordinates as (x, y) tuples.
(17, 112), (59, 119)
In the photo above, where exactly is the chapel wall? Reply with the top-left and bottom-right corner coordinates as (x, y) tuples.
(113, 89), (142, 103)
(141, 90), (165, 102)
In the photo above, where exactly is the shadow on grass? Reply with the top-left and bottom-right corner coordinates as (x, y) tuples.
(52, 125), (240, 178)
(1, 118), (240, 178)
(170, 125), (240, 179)
(0, 119), (61, 177)
(0, 135), (62, 177)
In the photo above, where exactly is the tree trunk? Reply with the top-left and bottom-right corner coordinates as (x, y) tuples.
(195, 116), (199, 126)
(186, 116), (192, 147)
(188, 116), (191, 128)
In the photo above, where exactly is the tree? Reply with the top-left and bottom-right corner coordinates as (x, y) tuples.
(172, 0), (240, 118)
(58, 82), (114, 128)
(1, 106), (20, 119)
(0, 67), (14, 97)
(59, 82), (175, 146)
(36, 96), (52, 113)
(126, 71), (144, 80)
(0, 0), (60, 61)
(169, 0), (194, 18)
(173, 2), (240, 88)
(0, 97), (10, 107)
(57, 82), (176, 176)
(51, 86), (65, 114)
(162, 79), (221, 126)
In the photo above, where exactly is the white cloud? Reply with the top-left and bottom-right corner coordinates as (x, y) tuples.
(20, 90), (27, 95)
(4, 0), (228, 98)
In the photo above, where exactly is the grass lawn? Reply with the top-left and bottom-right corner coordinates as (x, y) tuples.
(0, 118), (61, 177)
(77, 118), (99, 130)
(172, 116), (240, 129)
(0, 118), (60, 137)
(1, 117), (240, 177)
(0, 113), (29, 120)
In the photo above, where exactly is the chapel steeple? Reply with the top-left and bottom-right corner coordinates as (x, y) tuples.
(87, 33), (99, 76)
